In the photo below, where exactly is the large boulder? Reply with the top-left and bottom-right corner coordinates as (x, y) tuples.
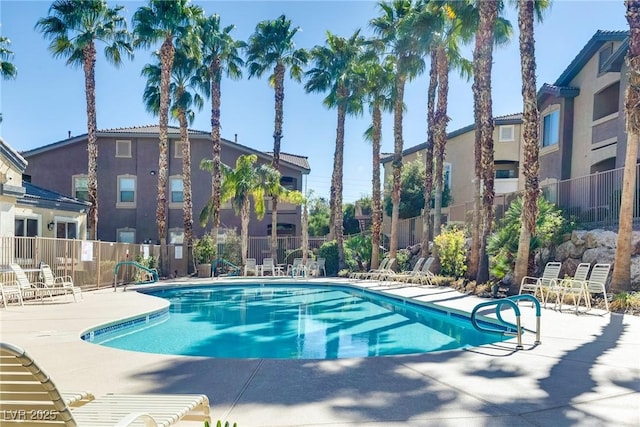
(585, 229), (618, 249)
(582, 247), (616, 265)
(632, 232), (640, 256)
(556, 241), (586, 261)
(571, 230), (589, 246)
(560, 258), (583, 279)
(632, 257), (640, 291)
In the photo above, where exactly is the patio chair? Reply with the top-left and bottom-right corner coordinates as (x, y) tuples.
(9, 263), (54, 303)
(0, 281), (23, 307)
(583, 263), (612, 312)
(349, 257), (390, 280)
(366, 258), (396, 281)
(262, 258), (276, 276)
(380, 257), (425, 284)
(40, 263), (82, 302)
(408, 257), (436, 286)
(518, 261), (562, 305)
(316, 258), (327, 277)
(287, 258), (305, 277)
(549, 263), (591, 312)
(244, 258), (258, 276)
(0, 341), (212, 427)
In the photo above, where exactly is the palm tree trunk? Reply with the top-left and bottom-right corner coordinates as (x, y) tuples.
(475, 0), (498, 284)
(210, 59), (222, 245)
(371, 103), (383, 270)
(422, 48), (437, 259)
(271, 62), (286, 260)
(513, 0), (540, 290)
(390, 73), (406, 259)
(302, 202), (309, 263)
(611, 0), (640, 292)
(157, 36), (175, 275)
(83, 42), (98, 241)
(333, 98), (347, 269)
(433, 45), (450, 240)
(241, 197), (250, 265)
(178, 109), (193, 247)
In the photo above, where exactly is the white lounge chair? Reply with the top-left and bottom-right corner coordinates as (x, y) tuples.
(519, 261), (562, 305)
(40, 263), (82, 302)
(0, 341), (211, 426)
(316, 258), (327, 276)
(407, 257), (436, 286)
(549, 262), (591, 311)
(583, 263), (612, 312)
(262, 257), (276, 276)
(287, 258), (305, 277)
(0, 281), (23, 307)
(244, 258), (258, 276)
(9, 263), (54, 303)
(350, 257), (391, 280)
(381, 257), (425, 284)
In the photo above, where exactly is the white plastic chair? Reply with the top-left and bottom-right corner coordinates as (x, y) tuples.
(519, 262), (562, 305)
(40, 263), (82, 302)
(244, 258), (258, 276)
(262, 258), (276, 276)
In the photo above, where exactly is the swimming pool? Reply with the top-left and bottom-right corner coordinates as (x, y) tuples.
(84, 284), (515, 359)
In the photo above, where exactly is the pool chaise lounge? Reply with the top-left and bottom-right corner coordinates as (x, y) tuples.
(0, 341), (212, 426)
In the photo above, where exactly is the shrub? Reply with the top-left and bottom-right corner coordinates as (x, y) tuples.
(220, 229), (241, 267)
(318, 240), (339, 276)
(344, 234), (372, 271)
(433, 225), (467, 278)
(394, 249), (410, 272)
(193, 235), (216, 265)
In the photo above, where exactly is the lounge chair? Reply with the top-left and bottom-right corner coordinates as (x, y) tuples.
(349, 257), (390, 280)
(262, 257), (276, 276)
(406, 257), (436, 286)
(380, 257), (425, 284)
(0, 341), (212, 426)
(583, 263), (612, 312)
(287, 258), (305, 277)
(316, 258), (327, 277)
(244, 258), (258, 276)
(548, 262), (591, 312)
(518, 261), (562, 305)
(9, 263), (54, 303)
(40, 263), (82, 302)
(0, 281), (23, 307)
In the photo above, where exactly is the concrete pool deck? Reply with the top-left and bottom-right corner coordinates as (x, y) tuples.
(1, 278), (639, 427)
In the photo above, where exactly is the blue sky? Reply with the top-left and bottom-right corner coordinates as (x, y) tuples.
(0, 0), (628, 203)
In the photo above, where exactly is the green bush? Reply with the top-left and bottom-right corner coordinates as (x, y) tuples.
(433, 225), (467, 278)
(394, 249), (410, 272)
(344, 234), (372, 271)
(220, 229), (241, 267)
(318, 240), (339, 276)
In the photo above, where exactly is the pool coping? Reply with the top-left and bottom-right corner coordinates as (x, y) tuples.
(1, 277), (639, 426)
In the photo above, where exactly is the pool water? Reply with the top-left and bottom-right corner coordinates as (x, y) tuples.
(92, 285), (511, 359)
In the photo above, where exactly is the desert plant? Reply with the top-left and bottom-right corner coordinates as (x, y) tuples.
(609, 292), (640, 313)
(433, 225), (467, 278)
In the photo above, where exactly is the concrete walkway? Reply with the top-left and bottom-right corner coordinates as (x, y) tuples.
(1, 278), (639, 427)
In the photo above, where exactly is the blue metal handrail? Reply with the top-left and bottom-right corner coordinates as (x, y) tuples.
(113, 261), (158, 291)
(470, 294), (542, 350)
(212, 259), (241, 277)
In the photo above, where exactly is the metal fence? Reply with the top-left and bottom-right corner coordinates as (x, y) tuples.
(0, 234), (328, 291)
(389, 165), (638, 249)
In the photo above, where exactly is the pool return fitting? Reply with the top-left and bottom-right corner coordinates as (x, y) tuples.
(470, 294), (541, 350)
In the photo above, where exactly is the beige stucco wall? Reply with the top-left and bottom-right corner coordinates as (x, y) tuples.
(0, 152), (23, 237)
(569, 41), (623, 178)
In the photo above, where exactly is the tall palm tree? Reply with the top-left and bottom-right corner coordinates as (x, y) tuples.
(359, 54), (394, 269)
(305, 30), (367, 270)
(513, 0), (550, 288)
(133, 0), (202, 271)
(611, 0), (640, 293)
(472, 0), (499, 284)
(246, 15), (308, 262)
(200, 154), (302, 265)
(371, 0), (425, 259)
(198, 14), (245, 244)
(142, 49), (205, 247)
(0, 35), (17, 124)
(36, 0), (133, 241)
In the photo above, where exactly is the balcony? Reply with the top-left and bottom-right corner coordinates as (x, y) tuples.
(494, 178), (519, 195)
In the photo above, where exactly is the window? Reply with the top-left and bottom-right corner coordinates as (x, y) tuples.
(169, 229), (184, 244)
(593, 82), (620, 121)
(498, 125), (515, 142)
(174, 141), (183, 158)
(73, 175), (89, 201)
(496, 169), (516, 179)
(15, 217), (38, 237)
(55, 220), (77, 239)
(542, 110), (560, 147)
(117, 175), (136, 207)
(598, 42), (614, 73)
(280, 176), (297, 190)
(444, 163), (452, 188)
(170, 177), (183, 203)
(116, 140), (132, 158)
(117, 228), (136, 243)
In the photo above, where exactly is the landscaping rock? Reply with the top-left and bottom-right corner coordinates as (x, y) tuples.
(632, 232), (640, 256)
(556, 241), (586, 261)
(571, 230), (588, 246)
(631, 257), (640, 292)
(582, 247), (616, 265)
(560, 258), (582, 278)
(585, 229), (618, 249)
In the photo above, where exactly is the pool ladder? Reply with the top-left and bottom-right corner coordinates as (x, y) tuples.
(470, 294), (541, 350)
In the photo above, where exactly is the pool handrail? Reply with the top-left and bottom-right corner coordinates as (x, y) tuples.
(470, 295), (542, 350)
(113, 261), (159, 291)
(212, 259), (241, 277)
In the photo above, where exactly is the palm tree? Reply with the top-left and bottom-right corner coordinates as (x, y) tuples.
(246, 15), (308, 262)
(359, 54), (394, 269)
(198, 14), (245, 244)
(133, 0), (202, 271)
(142, 49), (205, 247)
(0, 35), (17, 124)
(371, 0), (425, 260)
(513, 0), (550, 288)
(611, 0), (640, 293)
(472, 0), (499, 284)
(305, 30), (367, 270)
(200, 154), (302, 265)
(36, 0), (133, 241)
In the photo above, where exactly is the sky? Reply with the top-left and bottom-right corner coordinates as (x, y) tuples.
(0, 0), (629, 204)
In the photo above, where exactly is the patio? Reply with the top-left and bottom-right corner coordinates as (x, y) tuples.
(1, 278), (639, 426)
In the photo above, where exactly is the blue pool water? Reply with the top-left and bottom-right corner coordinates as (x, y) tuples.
(88, 285), (513, 359)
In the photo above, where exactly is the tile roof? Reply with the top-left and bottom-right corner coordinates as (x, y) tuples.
(0, 137), (28, 172)
(537, 84), (580, 99)
(265, 152), (310, 171)
(20, 181), (91, 212)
